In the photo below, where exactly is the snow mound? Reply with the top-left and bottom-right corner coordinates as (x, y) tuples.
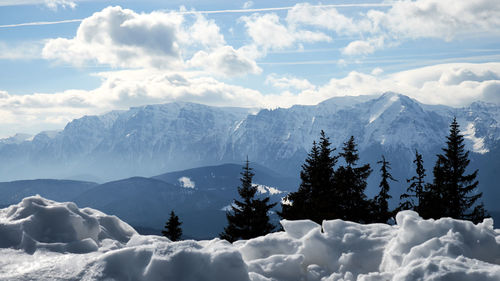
(0, 195), (136, 254)
(1, 197), (499, 281)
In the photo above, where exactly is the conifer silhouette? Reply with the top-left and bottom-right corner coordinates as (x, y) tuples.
(162, 210), (182, 241)
(221, 158), (276, 242)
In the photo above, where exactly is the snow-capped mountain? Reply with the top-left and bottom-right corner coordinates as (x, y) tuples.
(0, 92), (498, 202)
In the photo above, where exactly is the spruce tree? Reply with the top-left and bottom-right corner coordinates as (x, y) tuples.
(279, 141), (319, 221)
(372, 155), (396, 223)
(313, 131), (338, 222)
(400, 150), (426, 211)
(279, 131), (337, 223)
(162, 210), (182, 241)
(423, 118), (487, 222)
(333, 136), (372, 223)
(220, 158), (276, 242)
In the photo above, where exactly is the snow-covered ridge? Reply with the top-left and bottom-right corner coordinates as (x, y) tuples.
(0, 92), (498, 182)
(1, 196), (499, 280)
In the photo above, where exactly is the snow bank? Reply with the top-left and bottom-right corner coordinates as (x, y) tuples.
(0, 195), (136, 254)
(1, 196), (499, 281)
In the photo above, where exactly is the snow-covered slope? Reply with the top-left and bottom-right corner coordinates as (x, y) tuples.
(0, 93), (498, 214)
(1, 196), (499, 281)
(0, 93), (497, 182)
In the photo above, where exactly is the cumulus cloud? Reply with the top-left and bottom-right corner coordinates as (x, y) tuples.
(186, 14), (226, 48)
(42, 6), (261, 76)
(240, 13), (331, 51)
(43, 6), (184, 68)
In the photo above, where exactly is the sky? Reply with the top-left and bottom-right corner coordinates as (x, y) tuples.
(0, 0), (499, 137)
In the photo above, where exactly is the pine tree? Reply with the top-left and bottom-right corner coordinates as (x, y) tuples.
(279, 141), (318, 221)
(400, 150), (426, 211)
(162, 210), (182, 241)
(312, 131), (338, 222)
(220, 158), (276, 242)
(372, 155), (396, 223)
(333, 136), (372, 223)
(279, 131), (337, 223)
(423, 118), (487, 222)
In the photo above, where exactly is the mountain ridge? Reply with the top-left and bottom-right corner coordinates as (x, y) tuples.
(0, 93), (497, 199)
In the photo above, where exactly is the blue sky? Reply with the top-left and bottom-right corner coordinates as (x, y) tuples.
(0, 0), (499, 137)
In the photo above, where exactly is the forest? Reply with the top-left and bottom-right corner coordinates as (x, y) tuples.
(162, 118), (488, 241)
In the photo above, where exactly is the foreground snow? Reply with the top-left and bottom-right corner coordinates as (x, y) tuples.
(0, 196), (499, 281)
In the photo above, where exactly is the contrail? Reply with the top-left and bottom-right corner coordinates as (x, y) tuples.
(0, 3), (392, 28)
(177, 3), (393, 15)
(0, 19), (83, 28)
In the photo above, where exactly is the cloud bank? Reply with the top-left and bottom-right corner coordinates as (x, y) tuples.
(1, 62), (499, 137)
(1, 2), (499, 137)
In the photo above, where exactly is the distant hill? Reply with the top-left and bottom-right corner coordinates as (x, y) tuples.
(0, 179), (97, 206)
(67, 164), (291, 238)
(153, 163), (300, 192)
(0, 163), (294, 239)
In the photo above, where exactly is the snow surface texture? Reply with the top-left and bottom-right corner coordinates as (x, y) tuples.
(1, 196), (499, 281)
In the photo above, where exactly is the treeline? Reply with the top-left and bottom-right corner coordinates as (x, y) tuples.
(162, 118), (487, 242)
(280, 117), (487, 225)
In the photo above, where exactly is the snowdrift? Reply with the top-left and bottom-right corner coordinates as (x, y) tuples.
(1, 196), (499, 281)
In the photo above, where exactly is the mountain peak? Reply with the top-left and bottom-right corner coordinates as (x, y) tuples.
(0, 133), (34, 144)
(0, 94), (497, 182)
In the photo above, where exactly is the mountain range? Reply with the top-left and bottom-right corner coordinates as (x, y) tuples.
(0, 92), (499, 232)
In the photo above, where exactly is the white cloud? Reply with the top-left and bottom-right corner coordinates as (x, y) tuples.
(0, 63), (499, 137)
(43, 6), (184, 68)
(369, 0), (500, 51)
(342, 36), (387, 56)
(286, 3), (360, 35)
(240, 13), (331, 51)
(42, 6), (260, 76)
(44, 0), (76, 10)
(243, 1), (254, 9)
(188, 46), (261, 77)
(381, 0), (500, 41)
(0, 41), (43, 60)
(186, 14), (226, 48)
(343, 40), (372, 56)
(241, 13), (295, 50)
(0, 0), (83, 7)
(371, 67), (384, 76)
(265, 74), (315, 91)
(316, 63), (500, 107)
(284, 0), (500, 55)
